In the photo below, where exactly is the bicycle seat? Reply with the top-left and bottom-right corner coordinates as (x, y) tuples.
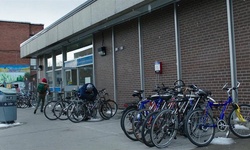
(149, 93), (172, 101)
(196, 89), (212, 97)
(132, 90), (144, 97)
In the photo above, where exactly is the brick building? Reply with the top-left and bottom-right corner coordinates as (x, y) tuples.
(20, 0), (250, 107)
(0, 20), (43, 88)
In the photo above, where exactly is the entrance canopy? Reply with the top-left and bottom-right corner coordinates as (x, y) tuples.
(20, 0), (178, 58)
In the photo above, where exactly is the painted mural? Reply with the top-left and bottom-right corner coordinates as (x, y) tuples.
(0, 64), (30, 86)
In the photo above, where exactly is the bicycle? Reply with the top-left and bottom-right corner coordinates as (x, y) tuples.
(149, 82), (209, 148)
(120, 89), (144, 141)
(120, 81), (183, 142)
(185, 82), (250, 147)
(28, 91), (38, 107)
(132, 85), (171, 142)
(141, 86), (182, 147)
(97, 88), (118, 118)
(52, 92), (73, 120)
(66, 90), (113, 123)
(16, 92), (28, 108)
(16, 91), (33, 108)
(43, 92), (71, 120)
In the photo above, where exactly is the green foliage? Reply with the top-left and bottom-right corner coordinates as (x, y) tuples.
(0, 73), (16, 83)
(16, 75), (24, 81)
(24, 72), (31, 80)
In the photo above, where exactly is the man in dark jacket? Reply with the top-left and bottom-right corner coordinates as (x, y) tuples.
(79, 83), (98, 101)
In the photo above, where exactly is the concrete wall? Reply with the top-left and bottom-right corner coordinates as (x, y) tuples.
(21, 0), (145, 57)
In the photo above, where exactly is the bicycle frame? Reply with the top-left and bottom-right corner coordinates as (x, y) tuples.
(201, 82), (240, 128)
(207, 96), (232, 122)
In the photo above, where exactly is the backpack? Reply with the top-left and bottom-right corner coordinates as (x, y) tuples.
(37, 83), (46, 94)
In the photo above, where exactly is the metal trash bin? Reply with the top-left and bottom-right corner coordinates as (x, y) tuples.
(0, 87), (17, 123)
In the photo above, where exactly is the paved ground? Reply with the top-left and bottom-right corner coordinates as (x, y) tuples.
(0, 108), (249, 150)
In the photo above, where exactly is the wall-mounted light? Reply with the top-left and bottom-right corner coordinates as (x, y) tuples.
(38, 65), (43, 71)
(98, 46), (106, 56)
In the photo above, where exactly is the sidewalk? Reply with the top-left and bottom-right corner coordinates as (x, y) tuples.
(0, 108), (249, 150)
(193, 135), (250, 150)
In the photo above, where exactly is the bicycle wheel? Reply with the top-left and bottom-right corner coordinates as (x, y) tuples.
(228, 104), (250, 138)
(99, 102), (113, 120)
(141, 111), (159, 147)
(54, 101), (70, 120)
(16, 99), (22, 108)
(151, 109), (177, 148)
(132, 109), (150, 142)
(185, 108), (215, 147)
(19, 98), (29, 108)
(106, 99), (118, 117)
(120, 106), (137, 131)
(44, 101), (58, 120)
(120, 108), (138, 141)
(67, 102), (86, 123)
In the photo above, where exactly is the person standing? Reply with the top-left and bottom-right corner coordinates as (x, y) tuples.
(34, 78), (50, 114)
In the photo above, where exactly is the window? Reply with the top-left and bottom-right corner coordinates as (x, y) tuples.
(79, 65), (93, 85)
(66, 45), (92, 61)
(47, 71), (53, 87)
(56, 54), (63, 69)
(55, 70), (62, 87)
(66, 69), (77, 85)
(47, 56), (52, 71)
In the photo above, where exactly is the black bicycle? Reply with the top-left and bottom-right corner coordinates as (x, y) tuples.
(66, 89), (114, 123)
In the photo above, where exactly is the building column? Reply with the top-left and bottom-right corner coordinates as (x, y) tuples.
(62, 47), (67, 92)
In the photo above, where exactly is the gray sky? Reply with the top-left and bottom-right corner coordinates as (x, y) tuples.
(0, 0), (87, 28)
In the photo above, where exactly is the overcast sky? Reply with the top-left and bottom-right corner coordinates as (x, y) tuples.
(0, 0), (87, 28)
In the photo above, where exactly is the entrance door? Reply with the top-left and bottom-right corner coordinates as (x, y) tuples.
(78, 65), (93, 85)
(66, 69), (77, 85)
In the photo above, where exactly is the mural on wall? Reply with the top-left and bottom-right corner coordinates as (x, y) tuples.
(0, 64), (30, 86)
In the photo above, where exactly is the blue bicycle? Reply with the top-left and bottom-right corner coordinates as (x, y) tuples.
(120, 84), (169, 141)
(132, 89), (171, 142)
(185, 82), (250, 147)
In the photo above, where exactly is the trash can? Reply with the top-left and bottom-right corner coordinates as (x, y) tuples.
(0, 87), (17, 123)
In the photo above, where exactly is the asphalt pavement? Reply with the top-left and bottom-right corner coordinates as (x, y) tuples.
(0, 108), (249, 150)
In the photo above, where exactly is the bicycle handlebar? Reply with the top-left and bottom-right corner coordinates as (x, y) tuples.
(222, 81), (240, 95)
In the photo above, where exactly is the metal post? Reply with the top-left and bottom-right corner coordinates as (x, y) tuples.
(226, 0), (238, 102)
(174, 3), (182, 81)
(138, 17), (145, 98)
(112, 27), (117, 102)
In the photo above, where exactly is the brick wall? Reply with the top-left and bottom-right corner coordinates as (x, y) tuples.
(178, 0), (230, 100)
(114, 19), (141, 107)
(141, 5), (177, 96)
(233, 0), (250, 105)
(93, 0), (250, 107)
(0, 21), (43, 64)
(94, 29), (115, 102)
